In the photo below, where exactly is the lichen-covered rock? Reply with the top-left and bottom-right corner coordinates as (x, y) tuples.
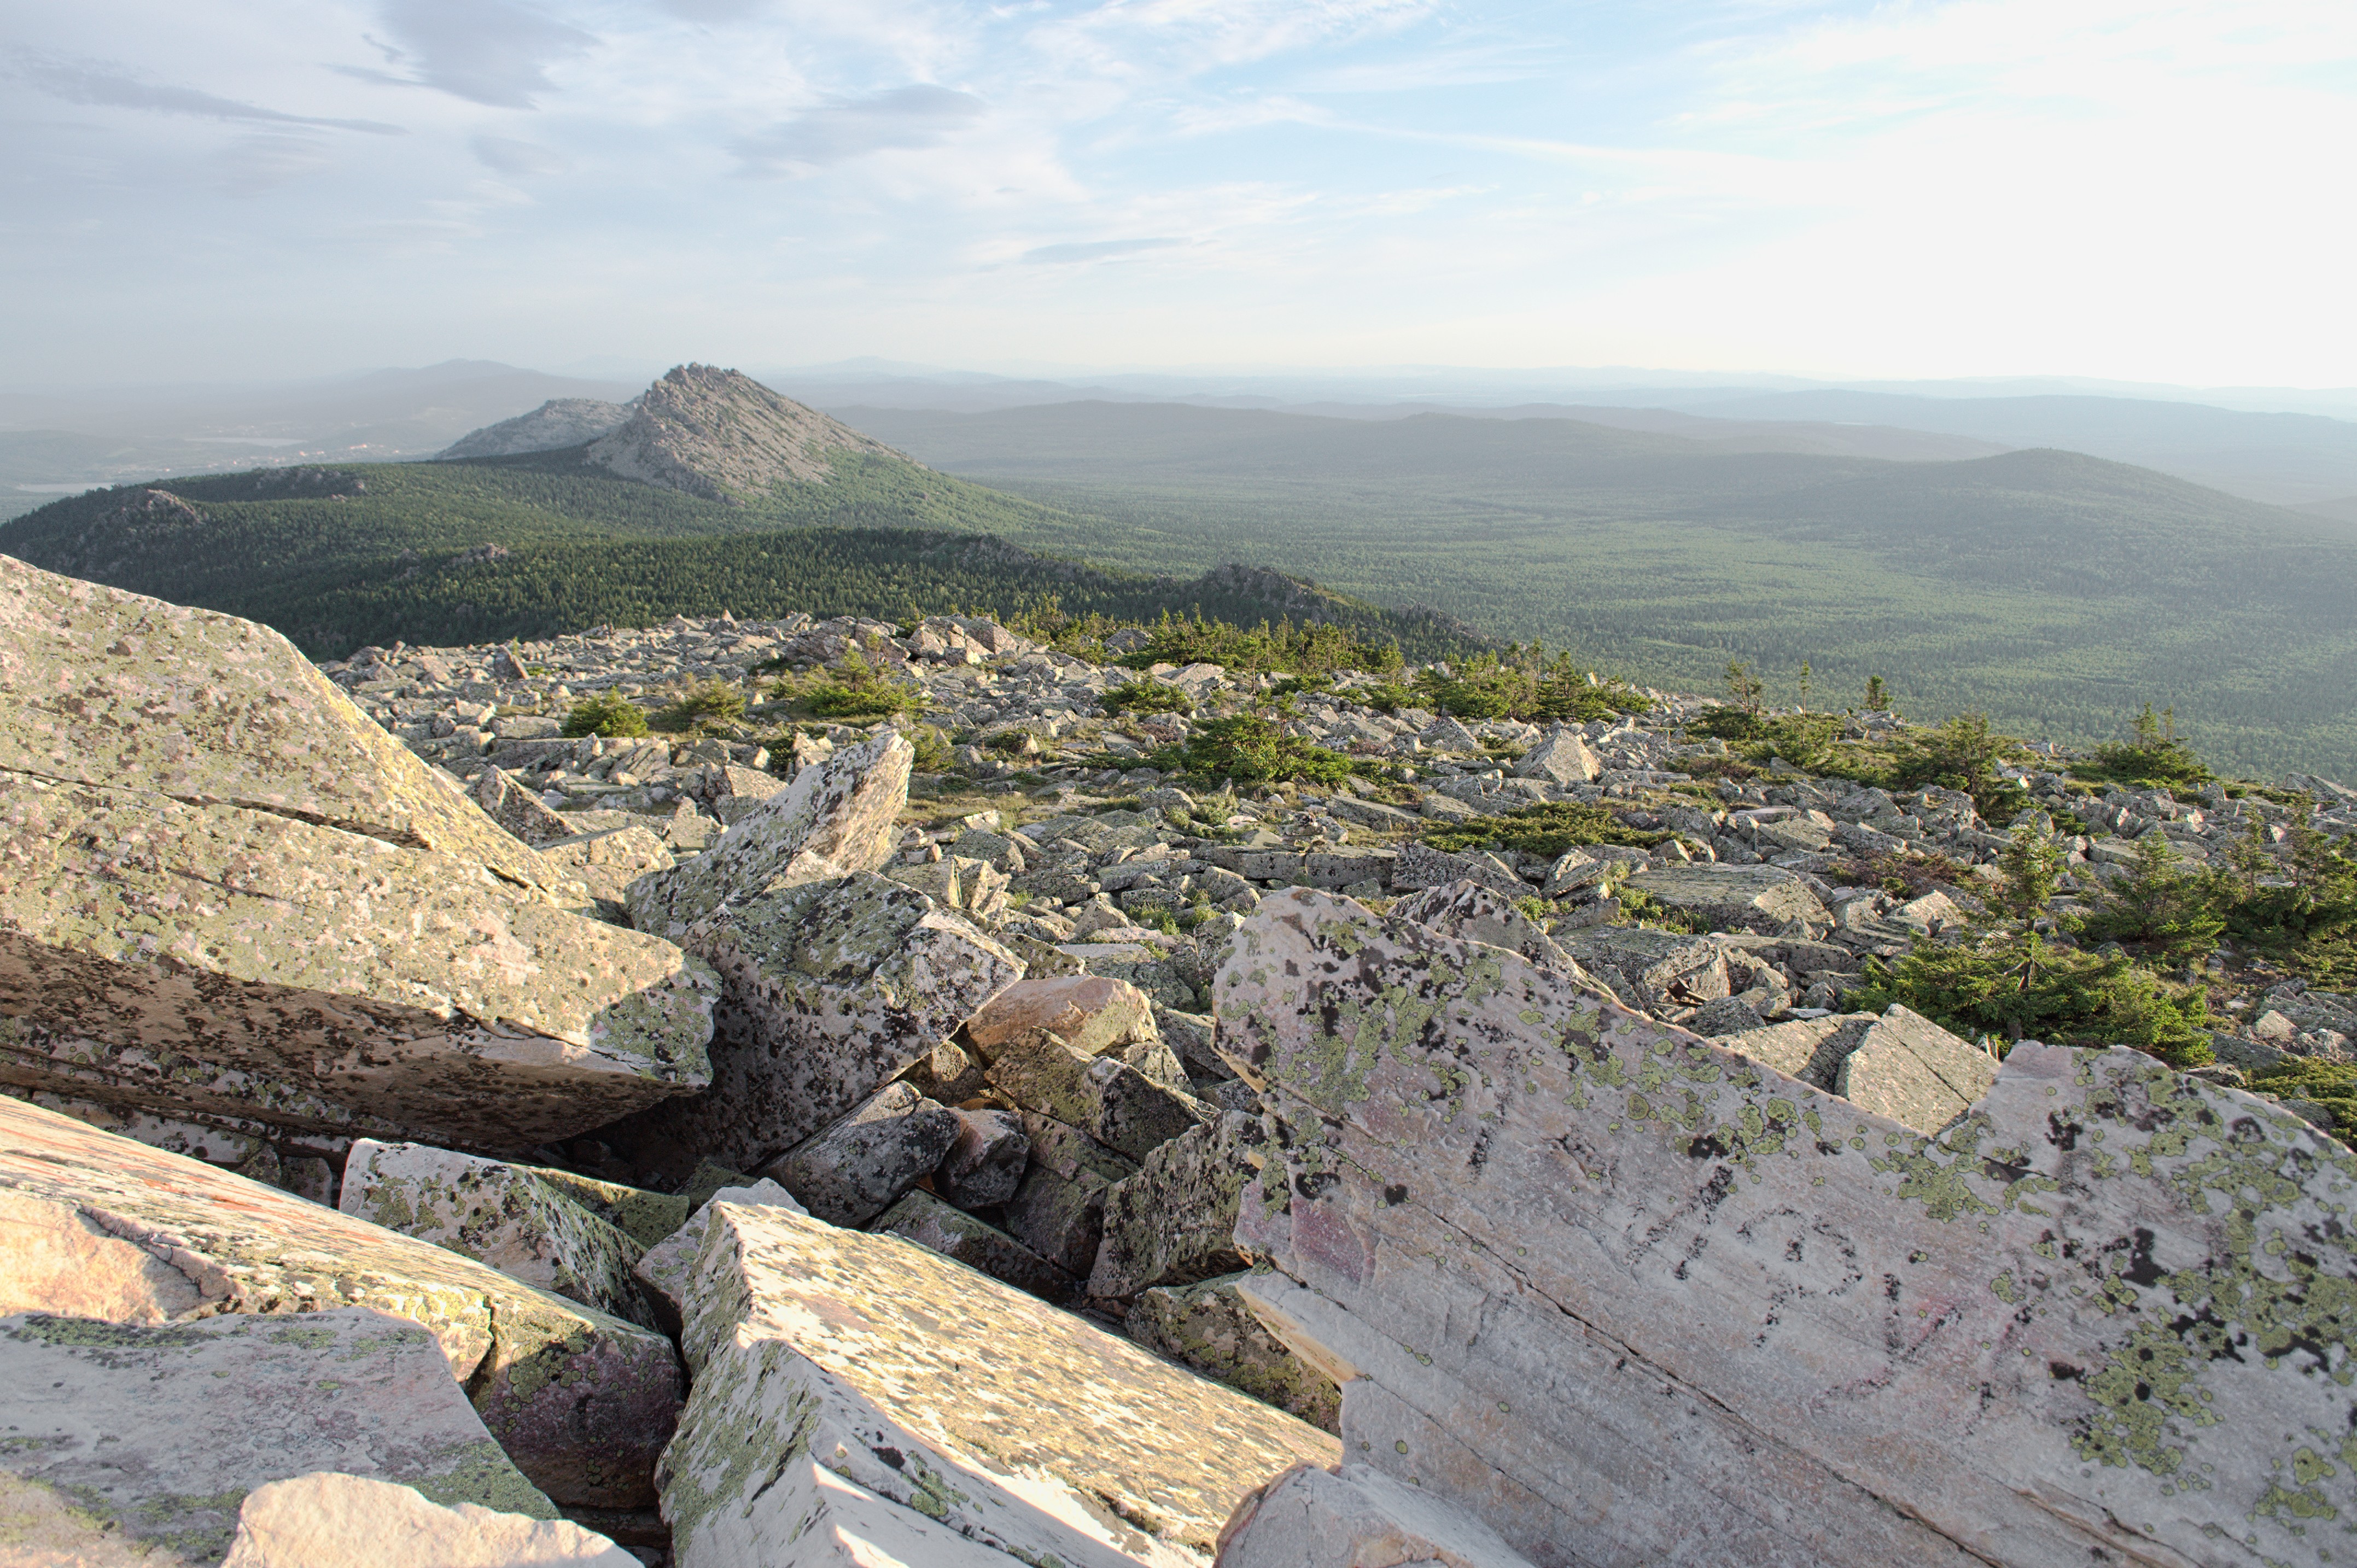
(661, 1200), (1337, 1564)
(759, 1080), (959, 1226)
(0, 1097), (682, 1510)
(220, 1472), (637, 1568)
(542, 823), (675, 915)
(1834, 1003), (2001, 1133)
(341, 1140), (656, 1328)
(0, 1307), (561, 1567)
(1087, 1110), (1264, 1299)
(0, 553), (546, 886)
(1554, 922), (1730, 1014)
(1621, 862), (1831, 937)
(937, 1105), (1031, 1208)
(1390, 842), (1527, 899)
(1220, 887), (2357, 1568)
(609, 872), (1022, 1177)
(1510, 726), (1600, 786)
(987, 1030), (1212, 1163)
(873, 1189), (1075, 1301)
(1389, 880), (1588, 978)
(1004, 1115), (1137, 1277)
(523, 1167), (694, 1248)
(472, 765), (577, 847)
(0, 770), (717, 1155)
(964, 974), (1158, 1063)
(1127, 1273), (1340, 1433)
(623, 728), (911, 939)
(1718, 1011), (1878, 1087)
(1214, 1464), (1536, 1568)
(631, 1179), (804, 1331)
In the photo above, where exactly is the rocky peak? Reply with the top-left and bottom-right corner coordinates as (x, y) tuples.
(585, 363), (905, 504)
(437, 396), (634, 459)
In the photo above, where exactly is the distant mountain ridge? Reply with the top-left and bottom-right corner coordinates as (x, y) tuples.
(439, 397), (636, 459)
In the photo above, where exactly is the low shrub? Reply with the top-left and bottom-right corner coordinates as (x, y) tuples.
(560, 693), (649, 739)
(1155, 715), (1360, 785)
(1423, 801), (1669, 860)
(1848, 934), (2212, 1067)
(1102, 681), (1194, 717)
(651, 681), (746, 732)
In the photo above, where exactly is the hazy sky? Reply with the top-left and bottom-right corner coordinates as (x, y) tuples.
(5, 0), (2353, 387)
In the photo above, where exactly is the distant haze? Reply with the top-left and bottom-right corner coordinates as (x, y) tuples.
(3, 2), (2353, 387)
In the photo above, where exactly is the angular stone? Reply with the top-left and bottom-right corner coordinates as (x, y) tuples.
(1127, 1273), (1340, 1433)
(1512, 727), (1601, 786)
(759, 1081), (959, 1227)
(661, 1201), (1338, 1564)
(964, 973), (1158, 1063)
(1219, 887), (2356, 1568)
(473, 765), (577, 847)
(524, 1167), (695, 1248)
(624, 728), (911, 938)
(608, 873), (1022, 1178)
(1390, 880), (1587, 978)
(341, 1140), (657, 1328)
(873, 1189), (1075, 1301)
(1088, 1110), (1264, 1299)
(1154, 1004), (1224, 1079)
(937, 1105), (1031, 1209)
(220, 1473), (636, 1568)
(1555, 924), (1729, 1014)
(1217, 1465), (1537, 1568)
(1623, 863), (1831, 937)
(1391, 842), (1527, 899)
(631, 1179), (804, 1331)
(541, 823), (675, 914)
(0, 1307), (567, 1567)
(1719, 1012), (1877, 1089)
(0, 1098), (682, 1508)
(987, 1031), (1213, 1163)
(1834, 1004), (2000, 1134)
(0, 555), (545, 886)
(1004, 1116), (1138, 1276)
(0, 771), (718, 1155)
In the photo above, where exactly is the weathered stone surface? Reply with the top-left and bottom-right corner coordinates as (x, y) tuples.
(873, 1189), (1075, 1301)
(759, 1080), (959, 1226)
(1127, 1273), (1340, 1433)
(1555, 923), (1729, 1014)
(1215, 1463), (1537, 1568)
(0, 1307), (560, 1566)
(623, 728), (911, 938)
(965, 973), (1158, 1062)
(341, 1140), (656, 1328)
(1719, 1011), (1877, 1088)
(1218, 888), (2357, 1568)
(0, 554), (545, 886)
(1004, 1115), (1138, 1276)
(987, 1031), (1213, 1163)
(526, 1167), (694, 1248)
(1623, 862), (1831, 936)
(220, 1472), (636, 1567)
(631, 1179), (803, 1330)
(541, 823), (675, 914)
(1511, 726), (1600, 786)
(1391, 842), (1527, 899)
(0, 771), (717, 1154)
(662, 1201), (1338, 1563)
(611, 872), (1022, 1177)
(1389, 880), (1587, 978)
(0, 1098), (682, 1509)
(472, 765), (577, 847)
(1835, 1003), (2001, 1134)
(1088, 1110), (1264, 1299)
(937, 1105), (1031, 1208)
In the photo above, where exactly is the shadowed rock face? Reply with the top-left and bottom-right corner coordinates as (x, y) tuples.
(0, 552), (545, 887)
(440, 397), (634, 459)
(0, 1098), (684, 1510)
(1218, 888), (2357, 1568)
(585, 365), (903, 503)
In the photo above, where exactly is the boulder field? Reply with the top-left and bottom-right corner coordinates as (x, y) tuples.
(2, 553), (2350, 1566)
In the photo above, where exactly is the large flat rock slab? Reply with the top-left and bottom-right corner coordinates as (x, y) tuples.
(0, 1307), (558, 1566)
(0, 1096), (683, 1509)
(1217, 887), (2357, 1568)
(0, 769), (716, 1153)
(664, 1199), (1339, 1564)
(1623, 862), (1831, 936)
(220, 1472), (635, 1568)
(0, 553), (544, 886)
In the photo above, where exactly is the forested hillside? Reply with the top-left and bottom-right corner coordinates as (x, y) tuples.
(846, 403), (2357, 777)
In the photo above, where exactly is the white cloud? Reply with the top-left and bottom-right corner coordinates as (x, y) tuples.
(734, 84), (987, 173)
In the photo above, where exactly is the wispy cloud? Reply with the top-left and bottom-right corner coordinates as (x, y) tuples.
(471, 134), (569, 177)
(1021, 236), (1185, 264)
(356, 0), (598, 109)
(734, 85), (986, 174)
(11, 51), (404, 134)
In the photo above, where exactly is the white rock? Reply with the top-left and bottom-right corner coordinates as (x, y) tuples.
(221, 1472), (636, 1567)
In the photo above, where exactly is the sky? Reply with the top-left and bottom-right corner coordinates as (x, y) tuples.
(4, 0), (2354, 388)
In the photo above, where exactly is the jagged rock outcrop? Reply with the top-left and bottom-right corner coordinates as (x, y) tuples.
(0, 1098), (684, 1509)
(585, 364), (903, 502)
(1219, 888), (2357, 1568)
(658, 1198), (1338, 1565)
(440, 397), (635, 459)
(0, 1306), (595, 1565)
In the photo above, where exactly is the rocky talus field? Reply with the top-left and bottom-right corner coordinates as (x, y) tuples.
(3, 548), (2356, 1566)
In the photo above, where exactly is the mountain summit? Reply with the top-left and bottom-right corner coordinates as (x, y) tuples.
(585, 364), (902, 502)
(437, 396), (635, 458)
